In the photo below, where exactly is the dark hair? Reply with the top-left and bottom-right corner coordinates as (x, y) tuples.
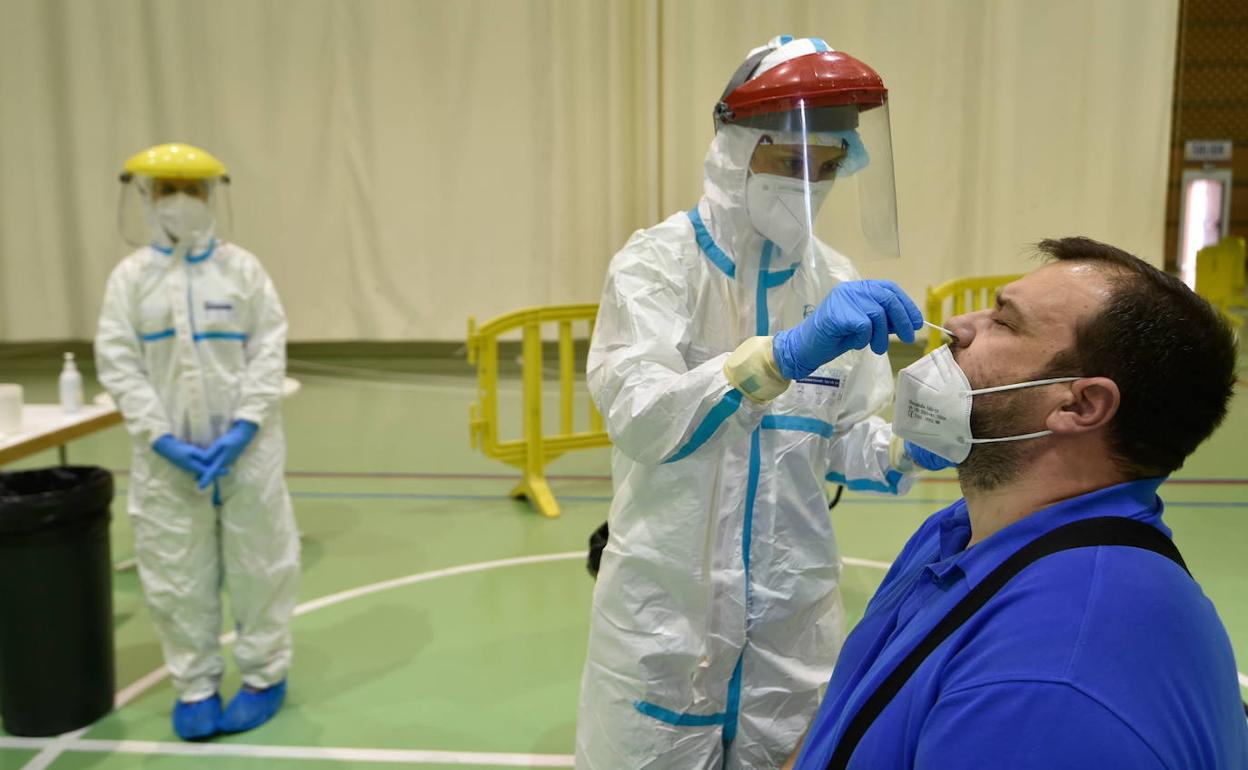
(1038, 237), (1238, 477)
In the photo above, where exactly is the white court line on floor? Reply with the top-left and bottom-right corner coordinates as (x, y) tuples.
(16, 552), (1247, 769)
(841, 556), (893, 571)
(114, 553), (892, 708)
(12, 727), (89, 770)
(2, 737), (575, 767)
(28, 552), (586, 770)
(9, 553), (908, 769)
(116, 551), (587, 708)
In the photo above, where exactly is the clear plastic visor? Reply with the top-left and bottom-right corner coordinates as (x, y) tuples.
(745, 101), (899, 263)
(117, 174), (232, 250)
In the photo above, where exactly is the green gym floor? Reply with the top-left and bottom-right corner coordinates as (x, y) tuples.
(0, 345), (1245, 769)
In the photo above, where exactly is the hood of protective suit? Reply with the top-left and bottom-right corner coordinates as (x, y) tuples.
(701, 123), (772, 270)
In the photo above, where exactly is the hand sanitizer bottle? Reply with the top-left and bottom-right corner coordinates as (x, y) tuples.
(59, 352), (83, 414)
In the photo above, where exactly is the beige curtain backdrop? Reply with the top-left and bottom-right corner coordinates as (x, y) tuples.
(0, 0), (1177, 342)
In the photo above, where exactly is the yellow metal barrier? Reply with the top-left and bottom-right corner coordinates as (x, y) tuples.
(467, 304), (609, 518)
(924, 273), (1025, 352)
(1195, 236), (1247, 329)
(471, 279), (1036, 514)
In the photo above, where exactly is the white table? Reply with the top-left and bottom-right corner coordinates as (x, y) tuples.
(0, 403), (122, 466)
(0, 377), (301, 467)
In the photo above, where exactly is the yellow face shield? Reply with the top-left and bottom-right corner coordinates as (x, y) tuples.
(117, 143), (233, 250)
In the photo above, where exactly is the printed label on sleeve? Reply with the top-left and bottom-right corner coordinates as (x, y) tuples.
(796, 375), (842, 388)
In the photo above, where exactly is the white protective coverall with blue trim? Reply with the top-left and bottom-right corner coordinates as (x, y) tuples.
(576, 45), (918, 770)
(95, 235), (300, 702)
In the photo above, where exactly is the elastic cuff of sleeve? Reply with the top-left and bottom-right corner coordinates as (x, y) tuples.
(724, 336), (791, 403)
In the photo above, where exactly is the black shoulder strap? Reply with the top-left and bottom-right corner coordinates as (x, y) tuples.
(826, 516), (1189, 770)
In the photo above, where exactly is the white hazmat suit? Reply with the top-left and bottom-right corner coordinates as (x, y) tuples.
(575, 56), (918, 770)
(96, 237), (300, 702)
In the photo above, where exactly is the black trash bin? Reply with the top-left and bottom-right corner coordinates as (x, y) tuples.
(0, 466), (115, 736)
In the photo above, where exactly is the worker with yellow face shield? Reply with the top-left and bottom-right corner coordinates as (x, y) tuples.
(96, 143), (299, 740)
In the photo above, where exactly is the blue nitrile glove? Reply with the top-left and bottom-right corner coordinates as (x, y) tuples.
(772, 280), (923, 380)
(906, 440), (956, 471)
(153, 435), (210, 477)
(197, 420), (259, 490)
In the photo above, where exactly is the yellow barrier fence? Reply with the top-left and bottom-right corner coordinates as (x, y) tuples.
(1195, 236), (1247, 329)
(472, 275), (1034, 516)
(467, 304), (609, 519)
(924, 273), (1025, 353)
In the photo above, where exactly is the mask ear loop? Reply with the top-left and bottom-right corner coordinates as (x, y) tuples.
(968, 377), (1083, 397)
(969, 430), (1054, 445)
(964, 377), (1084, 445)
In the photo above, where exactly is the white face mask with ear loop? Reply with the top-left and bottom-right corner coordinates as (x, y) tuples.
(150, 192), (215, 246)
(892, 344), (1084, 464)
(745, 172), (834, 256)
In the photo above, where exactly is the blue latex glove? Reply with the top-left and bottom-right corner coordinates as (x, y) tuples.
(772, 280), (923, 380)
(905, 440), (956, 471)
(197, 420), (259, 490)
(153, 434), (209, 477)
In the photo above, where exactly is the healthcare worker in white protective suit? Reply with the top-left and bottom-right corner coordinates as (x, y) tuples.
(95, 143), (300, 741)
(576, 37), (952, 769)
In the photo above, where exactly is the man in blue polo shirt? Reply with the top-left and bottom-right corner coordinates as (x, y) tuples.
(787, 237), (1247, 769)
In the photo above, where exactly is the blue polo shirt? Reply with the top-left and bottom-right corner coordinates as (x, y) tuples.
(796, 479), (1248, 769)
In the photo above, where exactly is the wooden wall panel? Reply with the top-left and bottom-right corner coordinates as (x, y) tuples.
(1165, 0), (1248, 270)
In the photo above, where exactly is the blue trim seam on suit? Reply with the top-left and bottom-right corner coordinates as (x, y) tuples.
(688, 208), (736, 279)
(762, 415), (835, 439)
(664, 390), (744, 464)
(141, 329), (176, 342)
(827, 469), (905, 495)
(151, 240), (216, 262)
(194, 331), (248, 342)
(633, 701), (725, 727)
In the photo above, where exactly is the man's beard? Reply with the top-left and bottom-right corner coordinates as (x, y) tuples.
(957, 388), (1045, 493)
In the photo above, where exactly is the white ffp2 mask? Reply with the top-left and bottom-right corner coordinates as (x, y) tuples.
(745, 173), (833, 255)
(152, 193), (214, 245)
(893, 345), (1082, 464)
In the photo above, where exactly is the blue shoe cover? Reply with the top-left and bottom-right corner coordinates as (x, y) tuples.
(172, 694), (221, 740)
(218, 680), (287, 733)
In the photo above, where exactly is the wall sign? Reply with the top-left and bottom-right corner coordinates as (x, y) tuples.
(1184, 140), (1233, 162)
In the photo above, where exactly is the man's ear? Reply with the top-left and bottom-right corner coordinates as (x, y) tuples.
(1046, 376), (1120, 435)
